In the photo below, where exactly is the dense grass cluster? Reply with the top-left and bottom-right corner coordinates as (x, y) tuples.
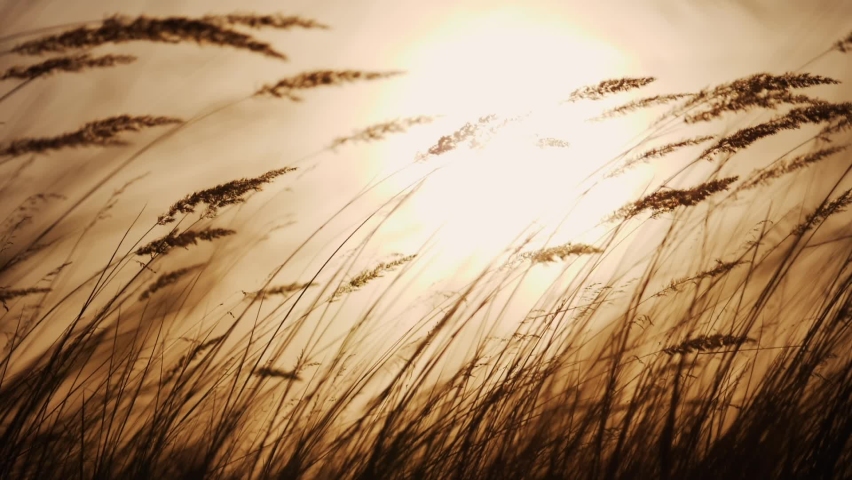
(1, 10), (852, 480)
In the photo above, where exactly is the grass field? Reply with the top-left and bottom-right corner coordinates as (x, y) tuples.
(1, 8), (852, 479)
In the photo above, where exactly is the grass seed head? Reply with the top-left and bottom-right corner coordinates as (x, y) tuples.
(656, 259), (748, 296)
(739, 145), (849, 191)
(699, 102), (852, 160)
(562, 77), (656, 103)
(683, 73), (839, 123)
(139, 265), (204, 301)
(520, 243), (603, 264)
(608, 135), (715, 177)
(610, 176), (738, 221)
(252, 282), (317, 298)
(594, 93), (693, 120)
(0, 287), (51, 310)
(793, 189), (852, 236)
(12, 14), (289, 60)
(254, 367), (302, 380)
(332, 254), (417, 300)
(330, 116), (438, 148)
(535, 137), (571, 149)
(135, 228), (236, 257)
(835, 31), (852, 53)
(0, 115), (182, 157)
(255, 69), (404, 100)
(1, 53), (137, 81)
(158, 167), (296, 224)
(663, 334), (755, 355)
(202, 13), (329, 30)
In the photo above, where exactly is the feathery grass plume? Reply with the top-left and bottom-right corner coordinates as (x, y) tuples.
(0, 287), (51, 310)
(686, 91), (822, 123)
(88, 173), (149, 226)
(202, 13), (329, 30)
(254, 366), (301, 380)
(820, 114), (852, 137)
(42, 261), (72, 281)
(519, 243), (603, 264)
(135, 228), (235, 257)
(535, 137), (571, 149)
(0, 115), (182, 157)
(420, 111), (531, 159)
(253, 282), (316, 298)
(0, 53), (136, 81)
(699, 102), (852, 160)
(835, 31), (852, 53)
(1, 194), (65, 269)
(139, 264), (203, 301)
(157, 167), (296, 224)
(683, 72), (840, 117)
(656, 259), (748, 297)
(11, 14), (288, 60)
(607, 135), (715, 177)
(331, 254), (417, 300)
(415, 114), (499, 160)
(164, 335), (224, 383)
(255, 69), (404, 101)
(2, 242), (55, 273)
(593, 93), (693, 120)
(609, 176), (738, 221)
(1, 193), (65, 239)
(682, 73), (838, 123)
(793, 188), (852, 236)
(662, 333), (755, 355)
(561, 77), (656, 103)
(330, 115), (438, 148)
(739, 145), (848, 191)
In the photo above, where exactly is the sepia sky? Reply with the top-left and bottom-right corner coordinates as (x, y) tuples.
(1, 0), (851, 356)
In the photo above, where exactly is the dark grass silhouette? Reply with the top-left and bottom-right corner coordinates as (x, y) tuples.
(1, 10), (852, 480)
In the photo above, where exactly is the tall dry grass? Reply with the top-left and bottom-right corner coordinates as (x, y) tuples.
(0, 9), (852, 480)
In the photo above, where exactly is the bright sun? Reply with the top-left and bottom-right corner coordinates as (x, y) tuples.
(365, 7), (653, 281)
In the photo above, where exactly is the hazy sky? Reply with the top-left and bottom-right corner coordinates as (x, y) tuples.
(1, 1), (851, 358)
(2, 0), (850, 269)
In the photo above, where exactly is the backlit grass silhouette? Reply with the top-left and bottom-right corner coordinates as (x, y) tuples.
(1, 10), (852, 480)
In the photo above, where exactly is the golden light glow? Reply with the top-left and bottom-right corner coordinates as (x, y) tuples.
(382, 6), (631, 115)
(363, 8), (654, 283)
